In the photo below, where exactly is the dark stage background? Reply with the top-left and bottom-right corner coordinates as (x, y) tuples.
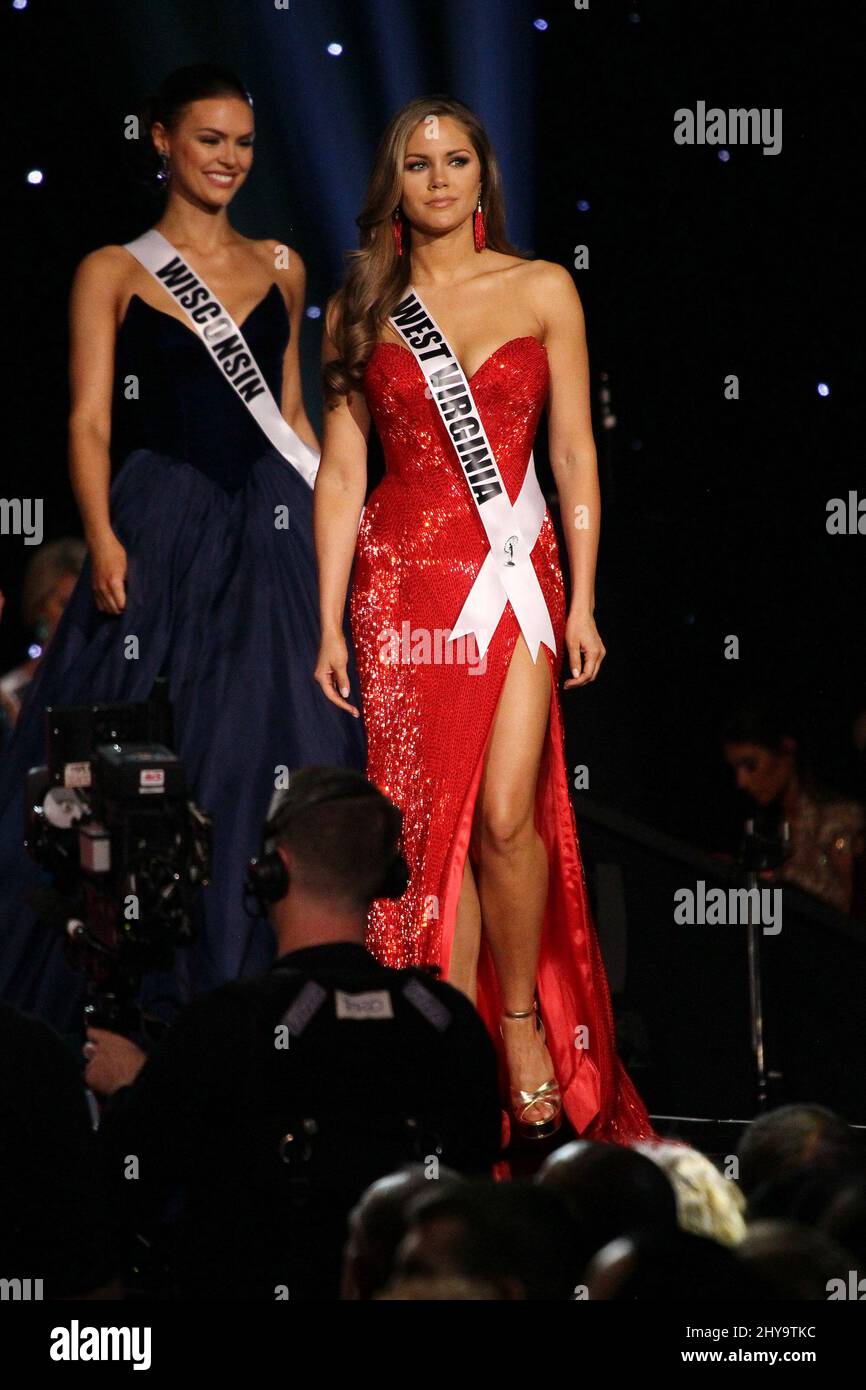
(2, 1), (863, 897)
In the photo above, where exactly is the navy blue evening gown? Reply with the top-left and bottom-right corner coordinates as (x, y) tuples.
(0, 281), (366, 1031)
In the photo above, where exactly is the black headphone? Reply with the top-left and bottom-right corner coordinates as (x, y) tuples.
(244, 768), (409, 910)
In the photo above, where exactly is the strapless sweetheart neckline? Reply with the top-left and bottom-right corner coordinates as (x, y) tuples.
(370, 334), (548, 385)
(119, 281), (286, 339)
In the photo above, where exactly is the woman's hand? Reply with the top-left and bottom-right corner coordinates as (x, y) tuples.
(314, 630), (360, 718)
(89, 532), (127, 615)
(562, 609), (606, 689)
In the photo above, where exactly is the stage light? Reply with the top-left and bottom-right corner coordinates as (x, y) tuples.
(12, 0), (28, 10)
(576, 198), (590, 212)
(326, 42), (343, 56)
(817, 382), (830, 397)
(533, 19), (549, 32)
(28, 644), (42, 659)
(26, 169), (43, 185)
(718, 149), (731, 162)
(306, 305), (322, 319)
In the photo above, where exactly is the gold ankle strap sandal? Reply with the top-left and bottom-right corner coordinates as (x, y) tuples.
(501, 1003), (563, 1141)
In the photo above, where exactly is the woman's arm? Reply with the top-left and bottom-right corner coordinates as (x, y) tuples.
(534, 261), (605, 687)
(825, 806), (866, 916)
(271, 242), (320, 453)
(312, 301), (370, 716)
(68, 246), (129, 614)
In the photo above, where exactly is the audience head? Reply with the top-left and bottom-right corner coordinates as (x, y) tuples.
(737, 1220), (858, 1299)
(737, 1105), (862, 1202)
(819, 1179), (866, 1269)
(341, 1165), (463, 1300)
(394, 1179), (580, 1300)
(376, 1274), (500, 1300)
(586, 1228), (765, 1300)
(635, 1141), (747, 1246)
(536, 1140), (678, 1273)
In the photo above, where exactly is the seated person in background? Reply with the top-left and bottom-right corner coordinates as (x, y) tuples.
(634, 1140), (747, 1247)
(586, 1228), (769, 1301)
(0, 1003), (117, 1298)
(377, 1273), (500, 1299)
(819, 1179), (866, 1271)
(83, 766), (502, 1300)
(736, 1103), (865, 1227)
(722, 702), (865, 918)
(341, 1164), (465, 1300)
(536, 1140), (679, 1278)
(736, 1221), (858, 1300)
(0, 538), (86, 728)
(393, 1180), (581, 1301)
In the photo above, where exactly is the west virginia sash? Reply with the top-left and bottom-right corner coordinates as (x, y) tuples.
(388, 288), (556, 661)
(123, 229), (319, 488)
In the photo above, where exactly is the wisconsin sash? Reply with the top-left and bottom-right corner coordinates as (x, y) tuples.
(123, 229), (319, 488)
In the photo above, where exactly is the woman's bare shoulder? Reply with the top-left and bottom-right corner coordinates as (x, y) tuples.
(251, 236), (307, 306)
(70, 245), (135, 305)
(521, 259), (583, 324)
(522, 257), (577, 293)
(252, 236), (306, 275)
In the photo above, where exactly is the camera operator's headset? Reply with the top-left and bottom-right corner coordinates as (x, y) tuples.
(244, 768), (409, 910)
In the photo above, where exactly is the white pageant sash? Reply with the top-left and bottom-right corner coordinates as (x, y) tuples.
(388, 288), (556, 662)
(123, 229), (319, 489)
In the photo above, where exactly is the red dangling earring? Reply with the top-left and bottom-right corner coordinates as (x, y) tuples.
(473, 193), (486, 253)
(391, 208), (404, 257)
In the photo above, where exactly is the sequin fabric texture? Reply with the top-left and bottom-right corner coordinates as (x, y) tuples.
(781, 786), (865, 915)
(351, 336), (658, 1142)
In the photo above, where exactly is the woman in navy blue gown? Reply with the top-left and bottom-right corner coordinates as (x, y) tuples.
(0, 64), (365, 1032)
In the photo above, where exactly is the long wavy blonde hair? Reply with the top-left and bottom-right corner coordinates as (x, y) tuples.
(324, 95), (523, 400)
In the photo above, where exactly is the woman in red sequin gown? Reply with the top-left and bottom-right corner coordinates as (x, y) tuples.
(314, 98), (657, 1145)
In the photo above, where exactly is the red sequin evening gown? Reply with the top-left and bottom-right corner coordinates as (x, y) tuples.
(351, 334), (657, 1144)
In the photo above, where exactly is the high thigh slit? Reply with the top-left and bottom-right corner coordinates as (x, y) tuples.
(351, 336), (658, 1143)
(449, 629), (552, 999)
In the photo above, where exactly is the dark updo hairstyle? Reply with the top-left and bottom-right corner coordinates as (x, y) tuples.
(721, 701), (799, 756)
(722, 697), (824, 799)
(135, 62), (253, 189)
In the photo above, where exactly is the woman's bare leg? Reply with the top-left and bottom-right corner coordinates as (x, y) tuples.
(474, 633), (554, 1115)
(448, 853), (482, 1004)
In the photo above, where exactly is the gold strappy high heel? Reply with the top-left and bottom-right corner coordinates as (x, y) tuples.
(501, 1002), (562, 1141)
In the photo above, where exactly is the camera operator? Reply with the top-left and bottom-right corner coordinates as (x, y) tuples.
(83, 766), (502, 1299)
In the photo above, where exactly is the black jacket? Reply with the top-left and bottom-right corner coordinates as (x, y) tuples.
(98, 941), (502, 1299)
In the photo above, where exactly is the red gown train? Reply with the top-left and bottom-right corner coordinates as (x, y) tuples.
(351, 334), (657, 1144)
